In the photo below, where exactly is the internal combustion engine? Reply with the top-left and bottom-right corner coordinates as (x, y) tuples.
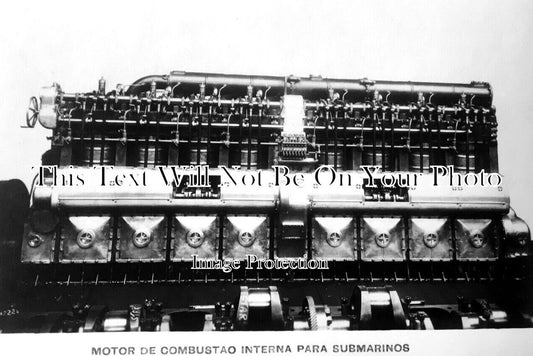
(0, 71), (531, 332)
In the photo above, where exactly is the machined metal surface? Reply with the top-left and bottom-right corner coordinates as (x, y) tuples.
(3, 70), (531, 333)
(172, 215), (218, 261)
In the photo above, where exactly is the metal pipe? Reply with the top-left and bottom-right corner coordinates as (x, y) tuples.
(124, 71), (492, 106)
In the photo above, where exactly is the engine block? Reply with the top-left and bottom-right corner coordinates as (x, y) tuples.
(0, 71), (531, 332)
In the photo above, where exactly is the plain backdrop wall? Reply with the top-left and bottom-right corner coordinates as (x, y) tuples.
(0, 0), (532, 224)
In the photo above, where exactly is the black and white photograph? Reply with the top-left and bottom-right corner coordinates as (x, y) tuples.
(0, 0), (532, 355)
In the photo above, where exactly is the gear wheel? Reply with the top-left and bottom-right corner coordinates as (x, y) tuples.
(303, 296), (318, 331)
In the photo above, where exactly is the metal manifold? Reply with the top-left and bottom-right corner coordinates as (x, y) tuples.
(0, 71), (531, 332)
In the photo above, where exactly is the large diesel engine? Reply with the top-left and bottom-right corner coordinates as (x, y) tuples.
(0, 71), (531, 332)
